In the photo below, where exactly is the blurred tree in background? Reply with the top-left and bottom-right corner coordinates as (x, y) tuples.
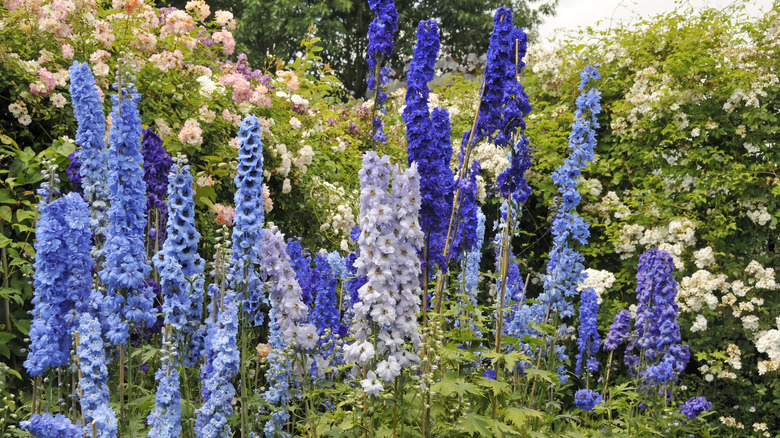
(158, 0), (558, 96)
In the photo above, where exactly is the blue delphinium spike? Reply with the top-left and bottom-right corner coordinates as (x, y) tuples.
(195, 295), (239, 438)
(518, 64), (602, 383)
(25, 192), (93, 376)
(101, 77), (155, 341)
(155, 157), (205, 333)
(20, 413), (83, 438)
(456, 207), (485, 338)
(574, 287), (601, 376)
(231, 115), (266, 326)
(147, 332), (182, 438)
(69, 61), (110, 238)
(77, 312), (118, 438)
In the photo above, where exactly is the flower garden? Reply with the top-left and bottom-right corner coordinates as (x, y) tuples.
(0, 0), (779, 436)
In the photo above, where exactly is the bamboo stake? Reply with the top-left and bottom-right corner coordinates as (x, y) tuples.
(119, 343), (125, 435)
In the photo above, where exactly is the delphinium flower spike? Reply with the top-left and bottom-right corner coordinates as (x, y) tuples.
(345, 152), (423, 389)
(455, 208), (485, 338)
(231, 115), (265, 326)
(311, 252), (348, 361)
(25, 192), (93, 376)
(604, 309), (632, 351)
(534, 64), (601, 382)
(100, 72), (155, 342)
(574, 287), (601, 376)
(287, 239), (314, 307)
(154, 155), (206, 334)
(141, 129), (173, 248)
(403, 19), (454, 272)
(259, 227), (318, 351)
(76, 312), (118, 438)
(20, 413), (83, 438)
(262, 307), (292, 438)
(625, 248), (690, 388)
(69, 61), (110, 240)
(195, 286), (240, 438)
(147, 330), (182, 438)
(365, 0), (398, 143)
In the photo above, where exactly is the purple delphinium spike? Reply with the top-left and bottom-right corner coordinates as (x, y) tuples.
(312, 252), (347, 340)
(604, 309), (632, 350)
(461, 8), (530, 155)
(66, 149), (83, 195)
(25, 193), (93, 376)
(101, 77), (155, 341)
(366, 0), (398, 142)
(69, 61), (110, 238)
(625, 248), (690, 387)
(403, 21), (454, 272)
(574, 287), (601, 376)
(231, 115), (265, 326)
(141, 129), (173, 247)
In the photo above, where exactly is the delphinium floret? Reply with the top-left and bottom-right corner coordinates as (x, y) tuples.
(680, 396), (712, 420)
(262, 308), (292, 438)
(25, 192), (93, 376)
(574, 388), (603, 411)
(100, 75), (156, 340)
(69, 61), (110, 238)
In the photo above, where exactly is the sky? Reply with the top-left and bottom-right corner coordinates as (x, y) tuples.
(536, 0), (775, 42)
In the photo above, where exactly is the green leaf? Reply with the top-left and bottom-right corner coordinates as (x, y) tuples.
(504, 406), (543, 428)
(431, 375), (480, 397)
(522, 368), (556, 384)
(461, 413), (492, 437)
(477, 377), (511, 396)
